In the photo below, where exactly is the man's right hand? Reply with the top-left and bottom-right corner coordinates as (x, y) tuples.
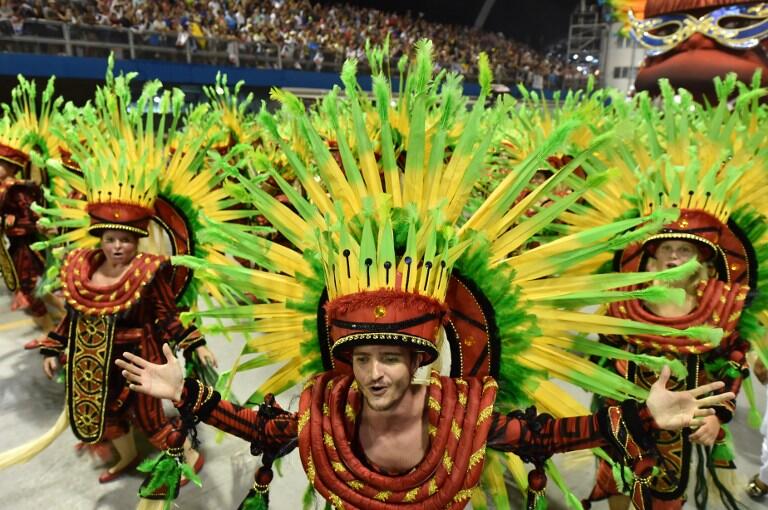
(42, 357), (59, 379)
(115, 343), (184, 401)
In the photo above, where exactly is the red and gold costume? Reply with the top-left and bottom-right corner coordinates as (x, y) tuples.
(0, 143), (47, 317)
(168, 42), (726, 509)
(586, 212), (751, 509)
(175, 369), (657, 510)
(40, 247), (204, 446)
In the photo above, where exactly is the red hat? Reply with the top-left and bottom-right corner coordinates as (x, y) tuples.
(86, 202), (154, 237)
(642, 210), (721, 261)
(618, 209), (754, 285)
(324, 289), (447, 367)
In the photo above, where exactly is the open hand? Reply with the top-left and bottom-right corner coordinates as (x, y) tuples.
(115, 343), (184, 401)
(646, 365), (735, 431)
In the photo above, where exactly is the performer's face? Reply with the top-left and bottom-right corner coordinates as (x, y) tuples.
(651, 240), (701, 269)
(352, 345), (420, 412)
(100, 229), (139, 266)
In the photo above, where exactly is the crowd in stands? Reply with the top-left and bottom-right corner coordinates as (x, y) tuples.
(0, 0), (585, 90)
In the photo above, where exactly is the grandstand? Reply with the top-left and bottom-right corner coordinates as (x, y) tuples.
(0, 0), (587, 100)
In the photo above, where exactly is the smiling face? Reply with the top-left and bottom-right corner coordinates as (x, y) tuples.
(100, 229), (139, 267)
(352, 345), (421, 412)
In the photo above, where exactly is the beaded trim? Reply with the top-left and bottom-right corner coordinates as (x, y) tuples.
(88, 222), (149, 237)
(331, 332), (439, 361)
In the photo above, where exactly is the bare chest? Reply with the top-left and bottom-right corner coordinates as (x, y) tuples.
(358, 421), (428, 474)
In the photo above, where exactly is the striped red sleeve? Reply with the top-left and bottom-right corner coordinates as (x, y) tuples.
(487, 402), (656, 461)
(175, 378), (298, 449)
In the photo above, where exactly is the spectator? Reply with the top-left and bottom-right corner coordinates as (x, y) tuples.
(1, 0), (581, 91)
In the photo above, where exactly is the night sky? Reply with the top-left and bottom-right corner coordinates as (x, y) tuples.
(315, 0), (580, 50)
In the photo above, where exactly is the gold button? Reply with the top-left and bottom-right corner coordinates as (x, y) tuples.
(374, 305), (386, 318)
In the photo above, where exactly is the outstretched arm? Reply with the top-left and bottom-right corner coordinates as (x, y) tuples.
(489, 366), (734, 457)
(116, 346), (297, 446)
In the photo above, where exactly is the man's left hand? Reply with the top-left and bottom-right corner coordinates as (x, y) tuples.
(689, 414), (721, 446)
(647, 365), (735, 431)
(195, 345), (218, 368)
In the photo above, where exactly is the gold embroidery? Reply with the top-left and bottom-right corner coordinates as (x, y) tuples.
(373, 491), (391, 502)
(428, 424), (437, 437)
(331, 461), (347, 473)
(403, 488), (419, 502)
(306, 455), (316, 483)
(328, 492), (344, 509)
(323, 432), (335, 449)
(477, 405), (494, 425)
(67, 314), (116, 443)
(442, 451), (454, 474)
(451, 419), (461, 440)
(428, 478), (438, 495)
(428, 396), (441, 411)
(453, 489), (474, 502)
(347, 480), (364, 490)
(345, 403), (356, 423)
(323, 403), (330, 416)
(458, 392), (467, 407)
(468, 444), (487, 470)
(298, 410), (310, 433)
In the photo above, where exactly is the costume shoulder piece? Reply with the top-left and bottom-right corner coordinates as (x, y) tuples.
(60, 248), (168, 316)
(298, 370), (497, 509)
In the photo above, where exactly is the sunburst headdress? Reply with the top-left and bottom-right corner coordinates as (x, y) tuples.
(170, 40), (726, 508)
(33, 62), (258, 306)
(0, 75), (63, 178)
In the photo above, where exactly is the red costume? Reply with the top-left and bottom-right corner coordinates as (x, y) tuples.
(0, 145), (47, 317)
(175, 370), (658, 509)
(40, 247), (205, 446)
(586, 210), (751, 509)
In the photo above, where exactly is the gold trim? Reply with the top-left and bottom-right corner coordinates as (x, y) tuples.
(331, 332), (439, 357)
(88, 223), (148, 236)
